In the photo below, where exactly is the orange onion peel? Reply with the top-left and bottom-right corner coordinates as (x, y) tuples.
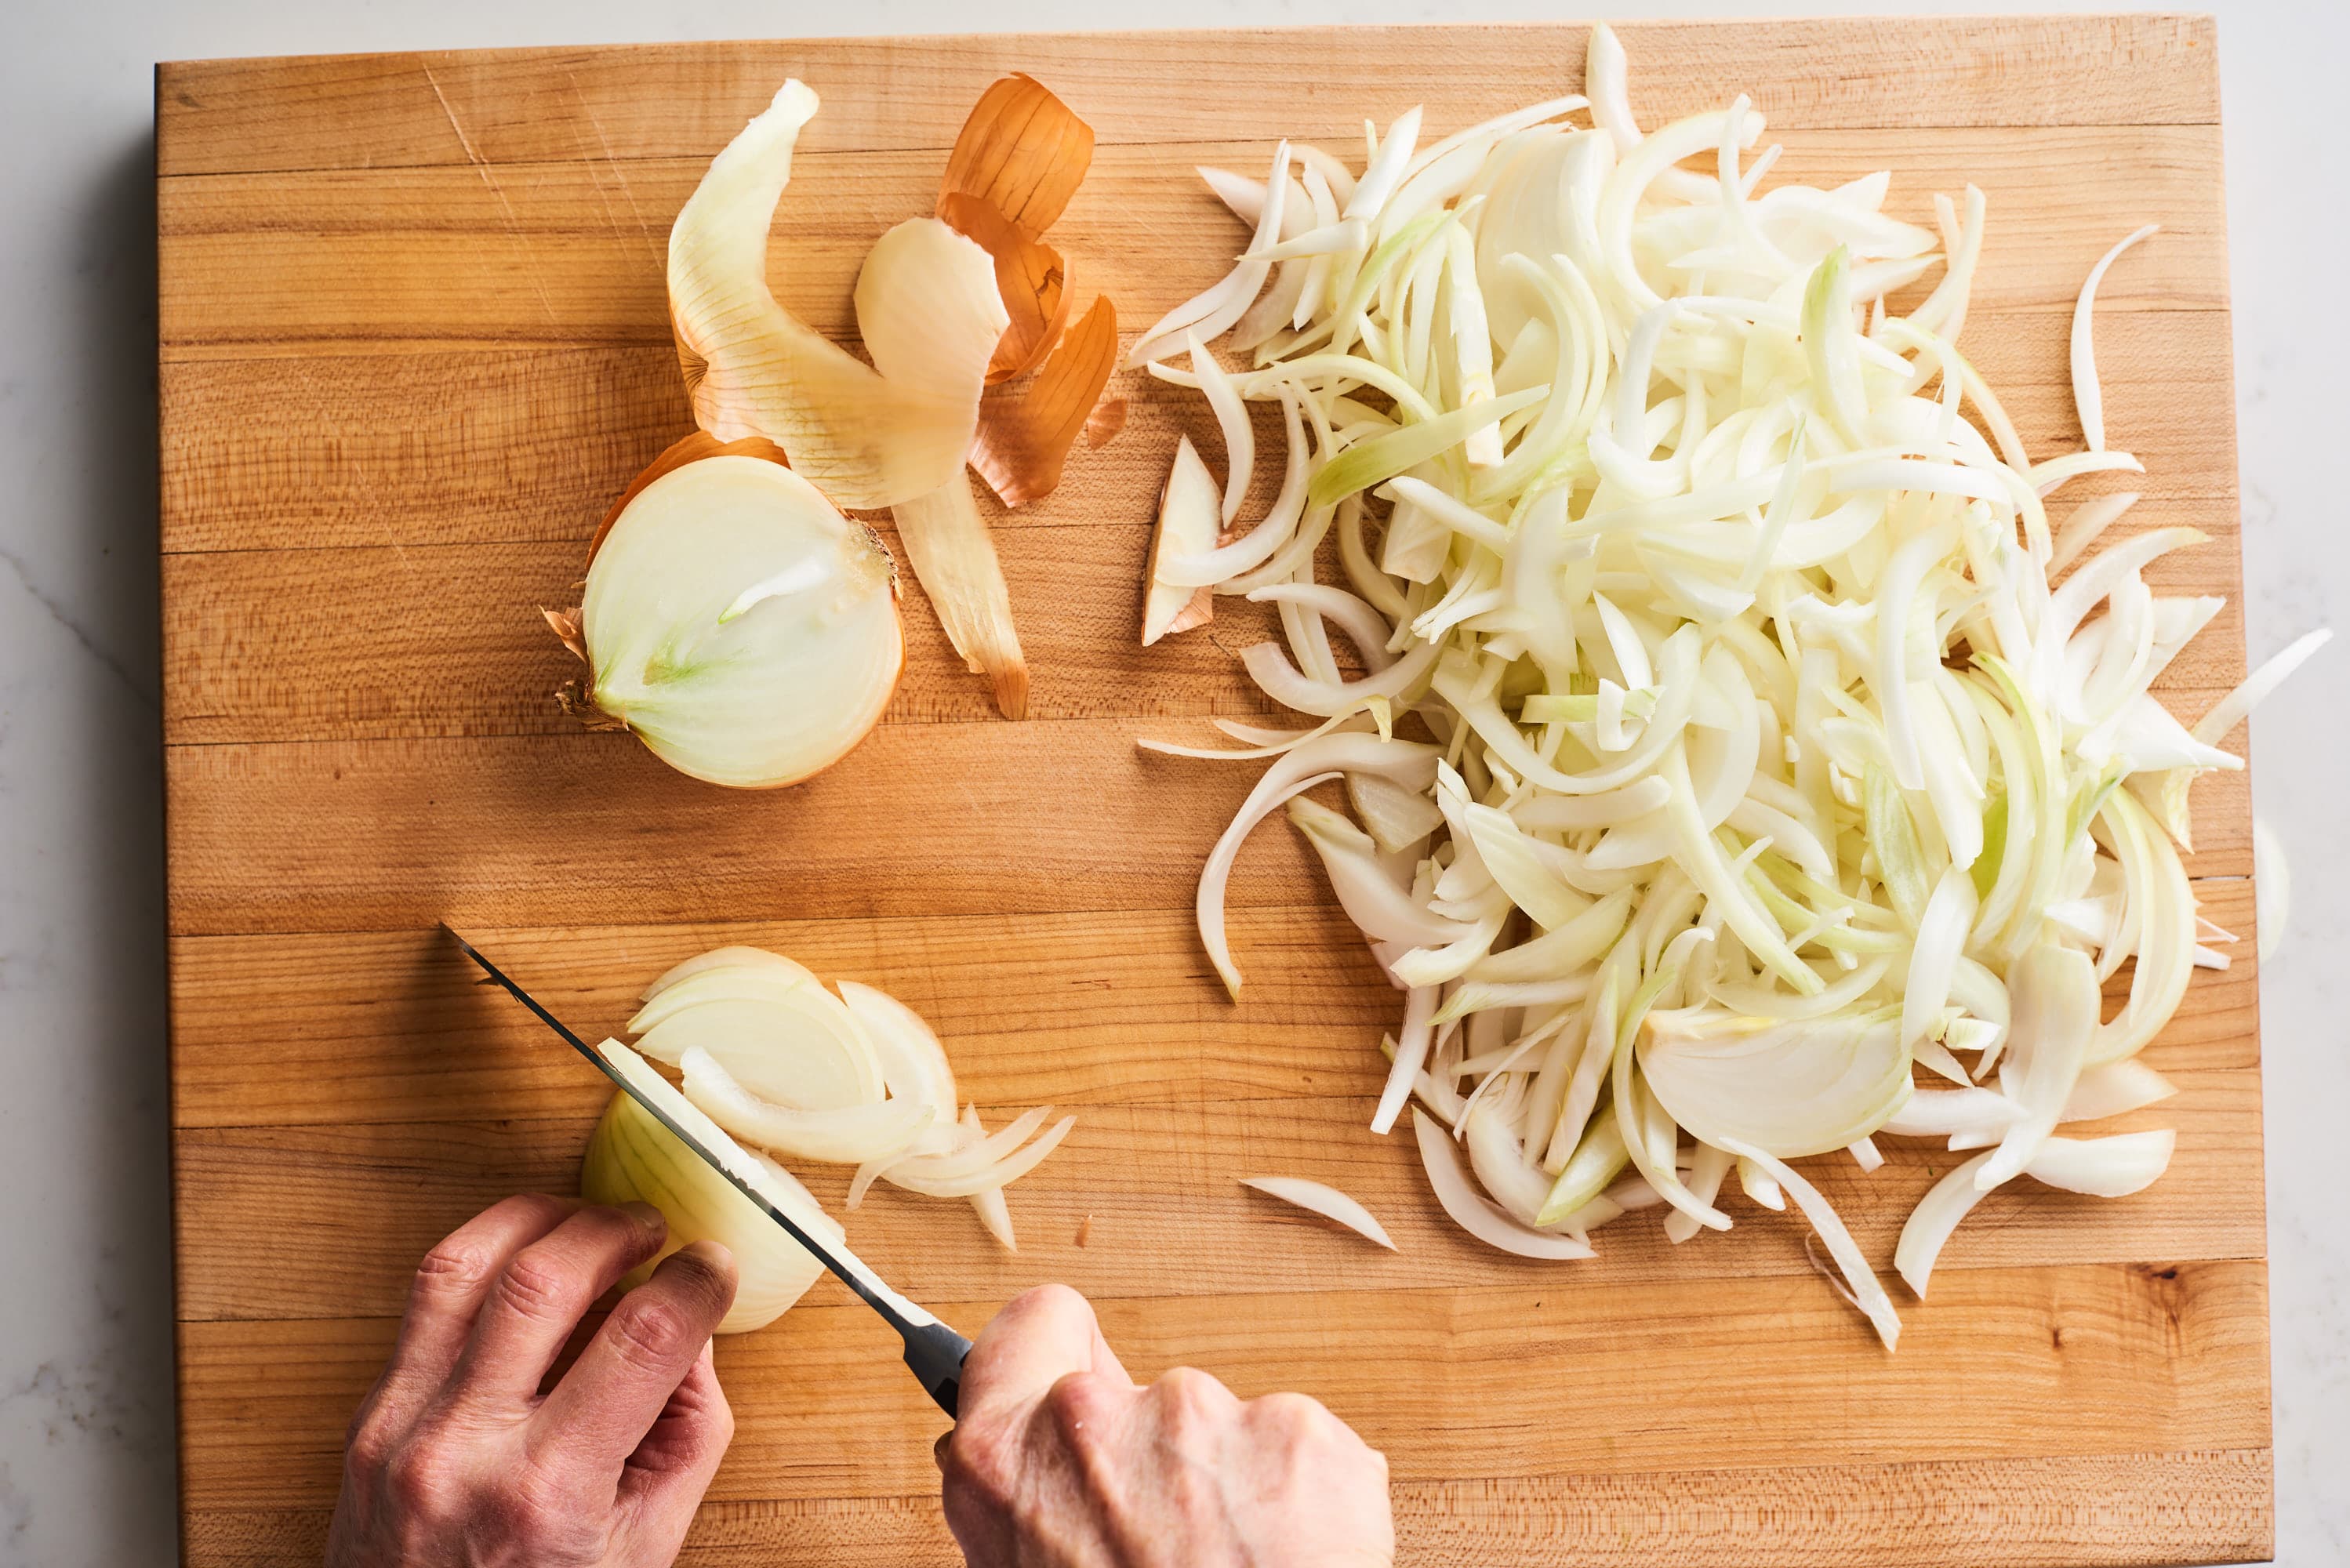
(938, 72), (1096, 239)
(970, 296), (1120, 507)
(939, 191), (1071, 384)
(1084, 397), (1128, 447)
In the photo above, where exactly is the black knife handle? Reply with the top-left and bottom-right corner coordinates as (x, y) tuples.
(901, 1319), (975, 1418)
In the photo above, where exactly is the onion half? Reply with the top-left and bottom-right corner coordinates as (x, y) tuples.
(577, 453), (902, 788)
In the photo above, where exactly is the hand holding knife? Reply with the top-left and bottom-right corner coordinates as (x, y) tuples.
(445, 925), (974, 1416)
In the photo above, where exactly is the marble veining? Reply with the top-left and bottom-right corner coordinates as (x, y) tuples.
(2, 2), (2342, 1564)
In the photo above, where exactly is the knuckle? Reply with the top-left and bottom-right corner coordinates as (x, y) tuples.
(999, 1282), (1091, 1339)
(605, 1298), (694, 1374)
(1041, 1369), (1114, 1434)
(507, 1460), (576, 1530)
(938, 1417), (1022, 1508)
(380, 1435), (459, 1515)
(343, 1408), (399, 1481)
(491, 1249), (579, 1325)
(1250, 1389), (1327, 1432)
(1018, 1281), (1088, 1316)
(1153, 1365), (1227, 1422)
(412, 1239), (500, 1302)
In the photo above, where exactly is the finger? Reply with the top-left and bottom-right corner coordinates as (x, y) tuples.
(615, 1341), (735, 1559)
(376, 1194), (581, 1413)
(450, 1202), (669, 1407)
(535, 1240), (739, 1474)
(957, 1283), (1131, 1425)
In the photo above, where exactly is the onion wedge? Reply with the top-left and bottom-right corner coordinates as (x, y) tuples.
(1143, 435), (1220, 644)
(881, 1112), (1076, 1197)
(680, 1045), (935, 1165)
(1240, 1177), (1399, 1250)
(581, 1038), (843, 1334)
(893, 473), (1030, 718)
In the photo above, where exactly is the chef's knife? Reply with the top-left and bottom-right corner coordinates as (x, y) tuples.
(444, 925), (973, 1417)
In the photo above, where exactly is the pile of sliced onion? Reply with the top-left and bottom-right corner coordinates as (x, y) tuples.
(581, 945), (1073, 1331)
(1133, 24), (2325, 1347)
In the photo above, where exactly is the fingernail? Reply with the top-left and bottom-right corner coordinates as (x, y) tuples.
(619, 1200), (667, 1232)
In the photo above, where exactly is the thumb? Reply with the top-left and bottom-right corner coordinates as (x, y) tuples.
(615, 1340), (734, 1559)
(956, 1284), (1130, 1428)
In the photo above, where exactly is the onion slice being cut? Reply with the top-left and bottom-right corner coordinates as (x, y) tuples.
(628, 970), (885, 1112)
(579, 1038), (844, 1334)
(882, 1112), (1077, 1198)
(1240, 1176), (1399, 1250)
(641, 944), (820, 1002)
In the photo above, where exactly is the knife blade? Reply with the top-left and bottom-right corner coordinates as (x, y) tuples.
(443, 925), (972, 1417)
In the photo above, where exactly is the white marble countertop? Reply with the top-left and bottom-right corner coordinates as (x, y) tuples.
(2, 1), (2340, 1563)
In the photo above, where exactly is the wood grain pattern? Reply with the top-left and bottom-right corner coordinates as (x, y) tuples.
(153, 16), (2218, 179)
(155, 130), (2229, 359)
(158, 16), (2269, 1566)
(163, 877), (2261, 1131)
(186, 1446), (2279, 1568)
(176, 1261), (2269, 1504)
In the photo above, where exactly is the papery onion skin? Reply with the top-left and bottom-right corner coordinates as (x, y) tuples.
(670, 82), (997, 508)
(938, 73), (1096, 238)
(894, 472), (1030, 719)
(940, 191), (1071, 384)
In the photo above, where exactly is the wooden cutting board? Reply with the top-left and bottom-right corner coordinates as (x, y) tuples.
(158, 15), (2272, 1565)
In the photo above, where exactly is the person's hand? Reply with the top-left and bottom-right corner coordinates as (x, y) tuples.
(937, 1284), (1393, 1567)
(325, 1194), (739, 1568)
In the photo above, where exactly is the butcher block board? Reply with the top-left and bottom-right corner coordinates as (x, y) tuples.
(158, 14), (2272, 1566)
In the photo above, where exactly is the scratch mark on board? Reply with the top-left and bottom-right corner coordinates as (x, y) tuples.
(420, 60), (561, 332)
(568, 70), (665, 275)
